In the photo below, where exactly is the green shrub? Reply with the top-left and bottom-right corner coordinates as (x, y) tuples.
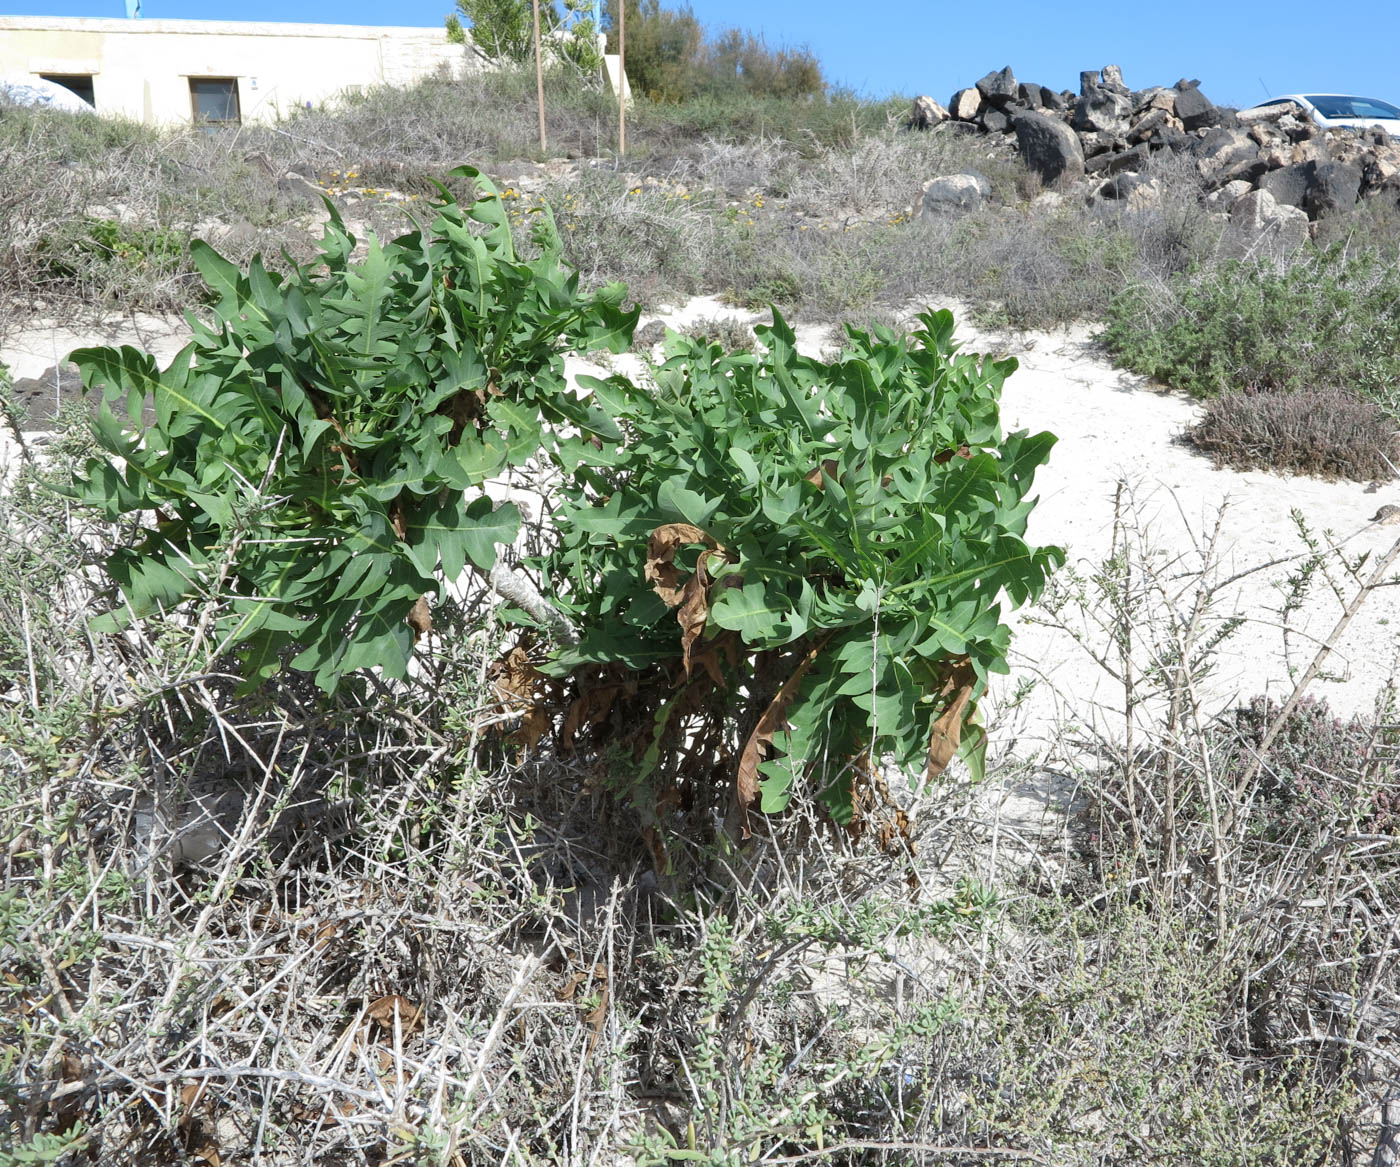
(1103, 246), (1400, 412)
(68, 167), (637, 695)
(450, 0), (601, 74)
(67, 171), (1062, 829)
(38, 216), (188, 284)
(604, 0), (823, 103)
(539, 313), (1062, 824)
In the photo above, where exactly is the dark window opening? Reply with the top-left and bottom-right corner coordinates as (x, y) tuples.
(189, 78), (240, 127)
(40, 74), (95, 107)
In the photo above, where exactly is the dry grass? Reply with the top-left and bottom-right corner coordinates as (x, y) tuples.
(1187, 386), (1400, 480)
(8, 71), (1400, 1166)
(4, 412), (1400, 1165)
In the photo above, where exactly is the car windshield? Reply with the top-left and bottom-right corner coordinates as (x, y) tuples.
(1305, 95), (1400, 120)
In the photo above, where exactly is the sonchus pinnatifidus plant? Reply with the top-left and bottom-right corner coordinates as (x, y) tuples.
(537, 313), (1063, 830)
(67, 167), (637, 693)
(67, 166), (1060, 832)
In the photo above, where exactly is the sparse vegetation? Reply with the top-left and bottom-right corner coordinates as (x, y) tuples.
(1104, 246), (1400, 412)
(5, 56), (1400, 1165)
(1186, 385), (1400, 480)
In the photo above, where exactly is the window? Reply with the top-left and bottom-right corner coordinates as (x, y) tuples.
(40, 74), (95, 107)
(189, 78), (240, 127)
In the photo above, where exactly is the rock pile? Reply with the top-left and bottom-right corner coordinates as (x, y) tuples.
(912, 65), (1400, 227)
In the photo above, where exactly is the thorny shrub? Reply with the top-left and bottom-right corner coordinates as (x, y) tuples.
(1186, 384), (1400, 481)
(1091, 693), (1396, 872)
(1221, 695), (1397, 838)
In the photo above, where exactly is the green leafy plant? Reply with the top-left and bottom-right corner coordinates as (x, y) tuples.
(537, 314), (1062, 825)
(68, 168), (636, 693)
(39, 216), (187, 281)
(67, 166), (1060, 829)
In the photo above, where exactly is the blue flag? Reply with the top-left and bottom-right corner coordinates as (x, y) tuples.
(125, 0), (141, 17)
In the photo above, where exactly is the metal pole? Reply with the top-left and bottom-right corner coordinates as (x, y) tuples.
(617, 0), (626, 155)
(533, 0), (546, 153)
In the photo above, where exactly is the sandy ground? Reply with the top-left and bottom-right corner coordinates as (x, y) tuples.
(5, 295), (1398, 769)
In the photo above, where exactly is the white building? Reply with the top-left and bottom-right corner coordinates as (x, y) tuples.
(0, 15), (474, 126)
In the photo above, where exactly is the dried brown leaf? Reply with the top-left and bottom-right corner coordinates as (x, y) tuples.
(491, 646), (539, 703)
(366, 994), (423, 1034)
(805, 458), (841, 488)
(734, 641), (825, 837)
(511, 708), (550, 754)
(934, 444), (972, 465)
(677, 549), (719, 677)
(645, 523), (717, 607)
(490, 646), (550, 753)
(561, 683), (622, 750)
(406, 595), (432, 640)
(926, 657), (977, 783)
(688, 643), (727, 688)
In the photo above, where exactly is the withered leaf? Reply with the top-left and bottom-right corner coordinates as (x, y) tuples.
(178, 1080), (208, 1111)
(491, 646), (549, 753)
(688, 643), (727, 688)
(926, 657), (977, 783)
(734, 641), (826, 837)
(645, 523), (717, 607)
(934, 444), (972, 465)
(366, 994), (424, 1034)
(510, 708), (550, 755)
(676, 549), (717, 677)
(490, 645), (540, 704)
(406, 595), (432, 640)
(805, 458), (841, 489)
(561, 684), (621, 751)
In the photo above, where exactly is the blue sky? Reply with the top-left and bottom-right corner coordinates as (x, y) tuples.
(5, 0), (1398, 108)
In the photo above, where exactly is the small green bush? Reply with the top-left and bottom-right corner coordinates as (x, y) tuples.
(68, 168), (637, 694)
(604, 0), (823, 103)
(540, 312), (1062, 824)
(1103, 246), (1400, 413)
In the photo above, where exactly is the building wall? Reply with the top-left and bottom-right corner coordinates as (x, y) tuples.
(0, 16), (475, 125)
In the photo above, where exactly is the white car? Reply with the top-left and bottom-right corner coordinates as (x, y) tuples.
(1242, 94), (1400, 138)
(0, 76), (95, 114)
